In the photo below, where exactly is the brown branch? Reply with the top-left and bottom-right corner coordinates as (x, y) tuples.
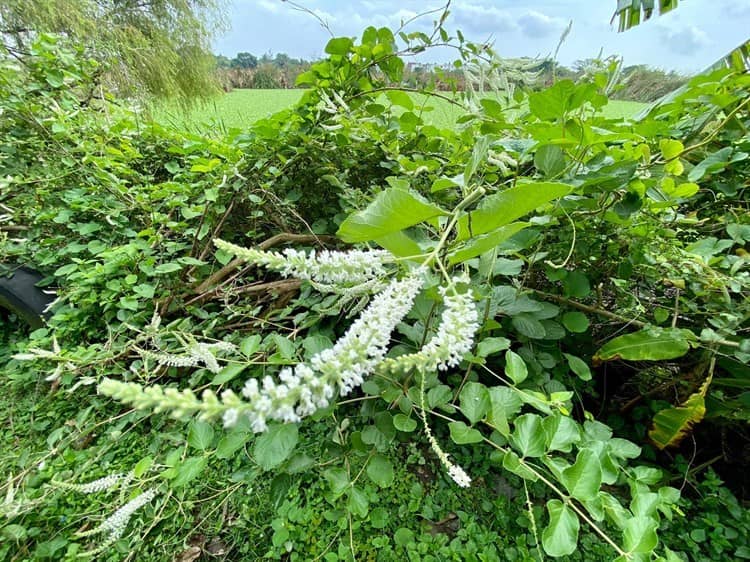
(530, 289), (647, 328)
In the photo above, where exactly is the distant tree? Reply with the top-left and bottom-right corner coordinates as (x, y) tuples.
(251, 63), (281, 89)
(232, 51), (258, 69)
(0, 0), (226, 101)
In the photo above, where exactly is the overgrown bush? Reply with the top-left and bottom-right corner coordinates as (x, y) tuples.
(1, 19), (749, 562)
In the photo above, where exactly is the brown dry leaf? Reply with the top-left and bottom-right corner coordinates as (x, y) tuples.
(173, 546), (201, 562)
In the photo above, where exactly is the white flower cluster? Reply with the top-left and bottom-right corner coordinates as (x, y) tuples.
(222, 272), (424, 431)
(139, 341), (235, 374)
(77, 489), (157, 544)
(384, 278), (479, 374)
(214, 238), (390, 289)
(100, 272), (425, 433)
(53, 472), (132, 494)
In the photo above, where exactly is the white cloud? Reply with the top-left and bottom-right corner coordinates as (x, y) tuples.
(658, 24), (710, 56)
(518, 10), (565, 38)
(452, 2), (518, 35)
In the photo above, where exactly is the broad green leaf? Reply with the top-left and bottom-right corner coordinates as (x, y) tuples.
(562, 312), (589, 333)
(564, 353), (592, 381)
(325, 37), (353, 55)
(211, 363), (245, 385)
(448, 421), (484, 444)
(529, 80), (577, 121)
(374, 230), (422, 258)
(240, 335), (262, 356)
(535, 144), (566, 177)
(459, 382), (491, 425)
(543, 414), (581, 453)
(487, 386), (522, 436)
(648, 376), (710, 449)
(562, 271), (590, 298)
(154, 262), (182, 274)
(427, 385), (453, 408)
(447, 222), (528, 265)
(594, 328), (695, 363)
(456, 182), (570, 240)
(393, 413), (417, 432)
(542, 500), (579, 557)
(187, 420), (215, 451)
(623, 516), (659, 554)
(348, 487), (370, 518)
(476, 337), (511, 358)
(562, 448), (602, 501)
(511, 413), (546, 458)
(323, 467), (350, 498)
(253, 424), (299, 470)
(512, 314), (547, 339)
(215, 430), (252, 459)
(688, 146), (734, 182)
(600, 492), (631, 530)
(385, 90), (413, 110)
(171, 456), (207, 488)
(502, 450), (538, 481)
(504, 350), (528, 385)
(133, 456), (153, 478)
(337, 187), (447, 243)
(367, 454), (395, 487)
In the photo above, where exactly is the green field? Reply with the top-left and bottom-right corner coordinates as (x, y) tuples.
(154, 89), (647, 132)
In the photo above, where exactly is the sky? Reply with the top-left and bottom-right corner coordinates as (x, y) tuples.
(214, 1), (750, 73)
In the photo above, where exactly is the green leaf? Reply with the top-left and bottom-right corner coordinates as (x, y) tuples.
(187, 420), (215, 451)
(594, 327), (695, 362)
(476, 337), (511, 358)
(562, 312), (589, 333)
(348, 487), (370, 518)
(511, 414), (546, 457)
(502, 450), (538, 481)
(253, 424), (299, 470)
(385, 90), (413, 110)
(535, 145), (566, 177)
(325, 37), (353, 55)
(133, 456), (153, 478)
(367, 454), (395, 487)
(688, 146), (733, 182)
(543, 414), (581, 453)
(542, 499), (579, 557)
(211, 363), (245, 385)
(240, 335), (262, 356)
(171, 456), (207, 488)
(393, 413), (417, 432)
(562, 448), (602, 501)
(215, 430), (252, 459)
(456, 182), (570, 240)
(562, 271), (590, 298)
(154, 262), (182, 274)
(459, 382), (491, 425)
(623, 516), (659, 554)
(564, 353), (592, 381)
(504, 350), (528, 385)
(337, 187), (447, 243)
(428, 385), (453, 408)
(374, 230), (422, 258)
(447, 222), (529, 265)
(448, 421), (484, 444)
(529, 80), (577, 120)
(512, 314), (547, 339)
(323, 467), (350, 498)
(487, 386), (522, 436)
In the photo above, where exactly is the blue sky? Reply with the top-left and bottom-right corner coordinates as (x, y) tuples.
(215, 1), (750, 73)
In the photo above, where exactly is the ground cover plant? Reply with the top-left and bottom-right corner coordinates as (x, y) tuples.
(1, 12), (749, 562)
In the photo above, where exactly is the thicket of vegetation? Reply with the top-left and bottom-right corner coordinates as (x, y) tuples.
(1, 7), (749, 562)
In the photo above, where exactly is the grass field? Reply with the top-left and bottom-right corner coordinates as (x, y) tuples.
(153, 89), (647, 132)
